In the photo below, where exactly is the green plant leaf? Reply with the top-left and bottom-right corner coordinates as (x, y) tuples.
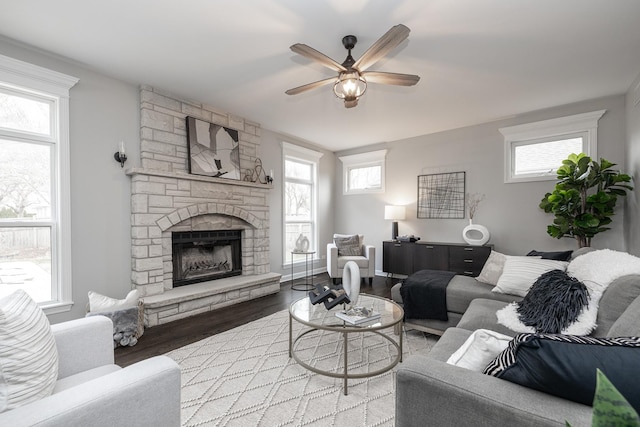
(591, 369), (640, 427)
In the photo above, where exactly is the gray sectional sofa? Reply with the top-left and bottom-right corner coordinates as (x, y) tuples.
(393, 274), (640, 426)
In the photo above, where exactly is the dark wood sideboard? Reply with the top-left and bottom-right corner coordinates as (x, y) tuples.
(382, 241), (493, 277)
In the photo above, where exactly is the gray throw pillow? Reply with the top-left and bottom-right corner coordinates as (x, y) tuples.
(335, 235), (361, 256)
(608, 295), (640, 337)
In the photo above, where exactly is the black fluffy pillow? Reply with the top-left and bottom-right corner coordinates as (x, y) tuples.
(516, 270), (589, 334)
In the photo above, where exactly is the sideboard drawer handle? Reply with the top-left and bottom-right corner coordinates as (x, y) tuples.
(425, 245), (434, 249)
(394, 244), (402, 247)
(464, 271), (474, 275)
(464, 259), (473, 263)
(464, 247), (474, 251)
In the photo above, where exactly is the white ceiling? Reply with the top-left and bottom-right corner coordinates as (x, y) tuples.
(1, 0), (640, 152)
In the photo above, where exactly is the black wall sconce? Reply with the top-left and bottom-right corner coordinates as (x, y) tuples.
(114, 141), (127, 167)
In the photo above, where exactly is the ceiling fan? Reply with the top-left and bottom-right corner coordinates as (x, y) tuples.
(285, 24), (420, 108)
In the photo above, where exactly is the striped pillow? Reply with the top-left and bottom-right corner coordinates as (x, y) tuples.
(0, 290), (58, 412)
(492, 257), (568, 297)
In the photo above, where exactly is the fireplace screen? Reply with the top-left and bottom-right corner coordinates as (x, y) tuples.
(172, 230), (242, 287)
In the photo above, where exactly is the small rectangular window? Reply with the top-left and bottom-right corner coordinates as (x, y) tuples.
(348, 164), (382, 191)
(339, 149), (387, 194)
(500, 110), (605, 183)
(512, 135), (584, 178)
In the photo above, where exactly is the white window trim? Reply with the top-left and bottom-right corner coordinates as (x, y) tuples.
(0, 54), (78, 315)
(500, 110), (605, 184)
(281, 142), (323, 267)
(339, 149), (387, 194)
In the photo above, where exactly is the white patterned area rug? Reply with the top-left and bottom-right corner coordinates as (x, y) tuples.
(166, 309), (437, 427)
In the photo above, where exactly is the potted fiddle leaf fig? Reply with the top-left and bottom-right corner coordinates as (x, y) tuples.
(539, 153), (633, 248)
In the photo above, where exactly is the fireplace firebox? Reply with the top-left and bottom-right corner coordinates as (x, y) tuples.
(172, 230), (242, 287)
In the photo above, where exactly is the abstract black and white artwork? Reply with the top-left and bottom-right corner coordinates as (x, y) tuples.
(186, 116), (241, 180)
(417, 172), (466, 218)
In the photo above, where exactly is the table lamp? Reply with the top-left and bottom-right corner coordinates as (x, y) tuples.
(384, 205), (406, 240)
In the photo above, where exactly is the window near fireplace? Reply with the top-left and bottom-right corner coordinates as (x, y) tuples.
(172, 230), (242, 287)
(0, 54), (77, 314)
(282, 142), (323, 265)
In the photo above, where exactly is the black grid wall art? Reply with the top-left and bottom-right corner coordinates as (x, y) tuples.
(417, 172), (466, 219)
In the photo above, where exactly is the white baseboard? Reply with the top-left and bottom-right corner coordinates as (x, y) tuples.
(280, 266), (328, 283)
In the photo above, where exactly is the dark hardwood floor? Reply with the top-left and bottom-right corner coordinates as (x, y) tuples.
(115, 273), (401, 367)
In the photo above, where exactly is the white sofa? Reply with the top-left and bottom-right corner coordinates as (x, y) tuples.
(0, 315), (181, 427)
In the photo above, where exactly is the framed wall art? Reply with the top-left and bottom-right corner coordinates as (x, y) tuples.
(186, 116), (241, 180)
(417, 172), (466, 219)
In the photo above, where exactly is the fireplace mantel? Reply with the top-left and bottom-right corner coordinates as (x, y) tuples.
(126, 168), (274, 190)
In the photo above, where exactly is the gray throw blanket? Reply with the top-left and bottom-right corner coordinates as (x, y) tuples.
(87, 306), (139, 347)
(400, 269), (456, 320)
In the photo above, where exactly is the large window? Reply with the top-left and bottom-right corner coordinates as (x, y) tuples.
(0, 54), (77, 313)
(500, 110), (605, 183)
(339, 149), (386, 194)
(282, 142), (322, 264)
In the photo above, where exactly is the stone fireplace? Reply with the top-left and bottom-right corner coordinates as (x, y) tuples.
(129, 86), (281, 326)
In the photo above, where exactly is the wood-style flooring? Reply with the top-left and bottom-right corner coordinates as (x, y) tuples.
(114, 273), (401, 367)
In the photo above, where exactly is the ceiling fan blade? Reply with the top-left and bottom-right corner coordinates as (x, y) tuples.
(353, 24), (411, 72)
(363, 71), (420, 86)
(285, 77), (337, 95)
(290, 43), (347, 72)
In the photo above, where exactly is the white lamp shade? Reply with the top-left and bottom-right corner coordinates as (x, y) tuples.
(384, 205), (406, 220)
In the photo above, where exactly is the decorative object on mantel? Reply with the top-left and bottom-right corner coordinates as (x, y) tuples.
(463, 193), (490, 246)
(417, 172), (465, 219)
(114, 140), (127, 167)
(186, 116), (241, 180)
(293, 233), (310, 252)
(243, 157), (273, 184)
(540, 153), (633, 248)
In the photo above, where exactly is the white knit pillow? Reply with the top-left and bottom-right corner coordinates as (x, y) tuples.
(88, 289), (139, 313)
(0, 290), (58, 412)
(492, 257), (568, 297)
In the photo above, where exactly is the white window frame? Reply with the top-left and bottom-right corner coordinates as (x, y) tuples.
(282, 142), (323, 265)
(500, 110), (605, 184)
(0, 54), (78, 314)
(339, 149), (387, 194)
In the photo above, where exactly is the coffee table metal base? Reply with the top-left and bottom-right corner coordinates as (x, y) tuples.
(288, 317), (402, 395)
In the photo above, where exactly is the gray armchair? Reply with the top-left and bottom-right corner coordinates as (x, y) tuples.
(0, 315), (181, 427)
(327, 233), (376, 286)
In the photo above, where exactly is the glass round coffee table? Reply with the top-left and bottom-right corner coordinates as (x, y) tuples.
(288, 293), (404, 395)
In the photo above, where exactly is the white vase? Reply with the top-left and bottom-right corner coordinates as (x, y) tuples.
(341, 261), (361, 306)
(462, 219), (490, 246)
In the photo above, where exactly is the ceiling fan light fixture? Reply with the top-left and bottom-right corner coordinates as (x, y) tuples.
(333, 71), (367, 106)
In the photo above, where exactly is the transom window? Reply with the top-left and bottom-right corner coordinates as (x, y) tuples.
(500, 110), (605, 183)
(339, 149), (387, 194)
(0, 54), (77, 313)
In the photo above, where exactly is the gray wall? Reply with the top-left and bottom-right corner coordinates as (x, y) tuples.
(335, 95), (629, 273)
(0, 37), (140, 323)
(625, 72), (640, 256)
